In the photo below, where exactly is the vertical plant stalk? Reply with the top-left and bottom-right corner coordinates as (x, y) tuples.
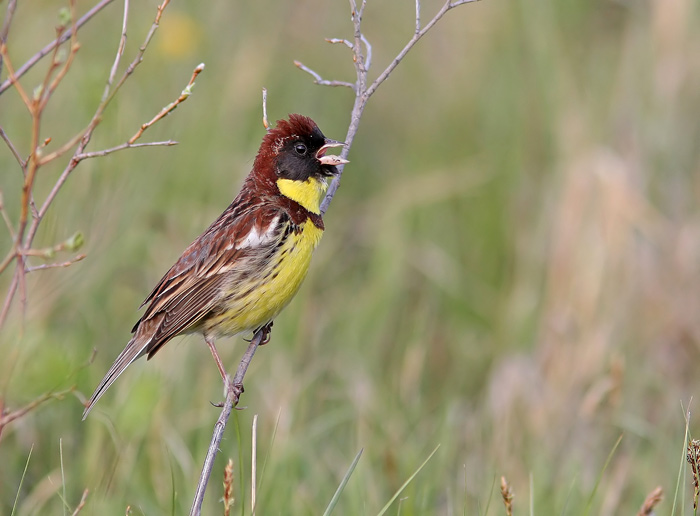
(190, 327), (267, 516)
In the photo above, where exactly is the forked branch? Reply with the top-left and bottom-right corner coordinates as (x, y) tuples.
(295, 0), (479, 214)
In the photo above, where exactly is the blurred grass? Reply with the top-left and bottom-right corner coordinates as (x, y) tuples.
(1, 0), (700, 514)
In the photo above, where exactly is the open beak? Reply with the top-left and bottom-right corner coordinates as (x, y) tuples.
(317, 138), (349, 166)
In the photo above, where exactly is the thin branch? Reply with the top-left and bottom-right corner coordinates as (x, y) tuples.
(127, 62), (204, 144)
(361, 34), (372, 71)
(0, 386), (74, 438)
(71, 489), (89, 516)
(415, 0), (421, 34)
(0, 0), (116, 96)
(25, 254), (86, 273)
(190, 327), (268, 516)
(325, 38), (353, 49)
(0, 191), (15, 239)
(0, 274), (17, 327)
(0, 126), (25, 169)
(40, 4), (81, 112)
(262, 87), (270, 131)
(103, 0), (129, 102)
(293, 60), (355, 90)
(74, 140), (177, 161)
(0, 0), (17, 76)
(0, 42), (33, 110)
(0, 250), (14, 276)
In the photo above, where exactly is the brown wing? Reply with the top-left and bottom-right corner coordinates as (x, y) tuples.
(137, 194), (286, 357)
(83, 190), (286, 419)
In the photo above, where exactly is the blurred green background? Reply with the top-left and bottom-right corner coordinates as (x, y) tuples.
(2, 0), (700, 514)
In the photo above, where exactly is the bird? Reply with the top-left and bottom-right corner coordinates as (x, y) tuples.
(82, 114), (348, 419)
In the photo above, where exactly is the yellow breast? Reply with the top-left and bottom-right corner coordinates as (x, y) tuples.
(204, 220), (323, 336)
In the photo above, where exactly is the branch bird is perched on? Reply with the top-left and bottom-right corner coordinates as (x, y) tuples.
(83, 114), (348, 419)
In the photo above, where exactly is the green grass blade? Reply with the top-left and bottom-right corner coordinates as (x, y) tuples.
(479, 475), (497, 516)
(60, 438), (67, 516)
(583, 434), (623, 516)
(11, 444), (33, 516)
(322, 448), (364, 516)
(234, 411), (245, 516)
(169, 451), (177, 516)
(376, 444), (440, 516)
(672, 402), (692, 516)
(256, 408), (281, 500)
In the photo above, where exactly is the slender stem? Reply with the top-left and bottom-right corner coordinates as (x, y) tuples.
(0, 0), (18, 80)
(189, 327), (267, 516)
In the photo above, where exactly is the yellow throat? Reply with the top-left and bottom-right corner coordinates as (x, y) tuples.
(277, 177), (328, 215)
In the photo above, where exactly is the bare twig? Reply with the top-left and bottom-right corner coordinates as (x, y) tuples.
(262, 87), (270, 131)
(25, 254), (86, 273)
(0, 0), (17, 77)
(0, 126), (25, 170)
(104, 0), (130, 101)
(0, 42), (33, 109)
(71, 489), (89, 516)
(74, 140), (178, 161)
(325, 37), (353, 49)
(0, 0), (116, 96)
(128, 62), (204, 144)
(636, 486), (663, 516)
(0, 386), (74, 439)
(190, 327), (267, 516)
(294, 60), (355, 90)
(0, 192), (15, 239)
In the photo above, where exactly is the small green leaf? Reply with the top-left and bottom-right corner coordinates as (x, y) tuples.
(58, 7), (71, 27)
(64, 231), (84, 252)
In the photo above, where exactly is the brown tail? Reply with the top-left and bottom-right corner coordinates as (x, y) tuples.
(82, 335), (151, 419)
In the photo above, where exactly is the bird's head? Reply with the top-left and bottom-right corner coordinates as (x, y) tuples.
(253, 114), (348, 215)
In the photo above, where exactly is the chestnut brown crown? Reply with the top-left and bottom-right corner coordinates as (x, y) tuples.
(252, 114), (343, 184)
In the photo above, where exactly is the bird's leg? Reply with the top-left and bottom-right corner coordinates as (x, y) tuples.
(205, 334), (228, 382)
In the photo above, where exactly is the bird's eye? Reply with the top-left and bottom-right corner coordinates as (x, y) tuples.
(294, 143), (307, 155)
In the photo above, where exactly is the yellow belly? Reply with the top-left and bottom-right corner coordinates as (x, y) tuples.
(203, 220), (323, 336)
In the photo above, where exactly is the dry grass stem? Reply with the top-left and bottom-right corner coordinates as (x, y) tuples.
(636, 486), (663, 516)
(500, 476), (514, 516)
(223, 459), (234, 516)
(71, 488), (89, 515)
(261, 87), (270, 131)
